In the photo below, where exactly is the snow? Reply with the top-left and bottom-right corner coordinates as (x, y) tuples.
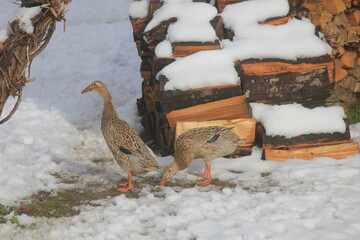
(129, 0), (149, 19)
(0, 3), (41, 42)
(155, 40), (173, 58)
(145, 1), (218, 43)
(157, 0), (331, 91)
(159, 50), (239, 91)
(220, 0), (332, 59)
(251, 103), (347, 138)
(15, 6), (41, 34)
(0, 0), (360, 239)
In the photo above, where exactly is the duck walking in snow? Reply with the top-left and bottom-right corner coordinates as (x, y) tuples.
(81, 81), (160, 192)
(160, 126), (243, 186)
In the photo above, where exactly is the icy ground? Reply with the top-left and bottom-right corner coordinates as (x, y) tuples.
(1, 0), (360, 239)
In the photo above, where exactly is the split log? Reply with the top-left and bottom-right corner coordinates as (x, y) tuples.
(240, 67), (331, 107)
(347, 9), (360, 26)
(335, 59), (348, 81)
(171, 41), (221, 58)
(238, 55), (334, 83)
(166, 96), (252, 128)
(318, 0), (347, 15)
(175, 118), (256, 147)
(333, 12), (351, 29)
(264, 141), (359, 161)
(341, 51), (357, 68)
(348, 26), (360, 43)
(158, 79), (242, 113)
(319, 11), (333, 30)
(338, 75), (358, 92)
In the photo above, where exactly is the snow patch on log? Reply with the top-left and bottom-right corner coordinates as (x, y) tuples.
(158, 0), (332, 91)
(251, 103), (347, 138)
(221, 0), (332, 60)
(155, 40), (173, 58)
(145, 1), (218, 43)
(159, 50), (239, 91)
(129, 0), (150, 19)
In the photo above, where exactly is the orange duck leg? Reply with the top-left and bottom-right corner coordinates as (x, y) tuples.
(116, 172), (134, 192)
(196, 163), (211, 186)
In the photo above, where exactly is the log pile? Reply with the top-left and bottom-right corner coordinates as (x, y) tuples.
(288, 0), (360, 103)
(129, 0), (359, 160)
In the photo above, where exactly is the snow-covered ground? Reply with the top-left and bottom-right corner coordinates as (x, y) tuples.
(1, 0), (360, 239)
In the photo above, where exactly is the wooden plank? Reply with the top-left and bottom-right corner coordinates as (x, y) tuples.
(159, 81), (242, 113)
(265, 142), (359, 161)
(172, 41), (221, 58)
(241, 67), (331, 106)
(239, 59), (335, 84)
(166, 96), (252, 128)
(175, 118), (256, 146)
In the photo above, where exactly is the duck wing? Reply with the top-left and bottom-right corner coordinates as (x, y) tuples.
(102, 119), (160, 171)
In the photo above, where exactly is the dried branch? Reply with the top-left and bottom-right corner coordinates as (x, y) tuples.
(0, 0), (72, 124)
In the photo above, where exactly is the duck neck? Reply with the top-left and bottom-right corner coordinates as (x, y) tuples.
(100, 88), (118, 124)
(174, 151), (193, 170)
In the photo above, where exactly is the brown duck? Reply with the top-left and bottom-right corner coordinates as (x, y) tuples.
(160, 126), (243, 186)
(81, 81), (160, 192)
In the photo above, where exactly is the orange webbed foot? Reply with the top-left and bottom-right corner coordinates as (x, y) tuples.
(117, 181), (129, 186)
(196, 178), (211, 186)
(194, 173), (207, 178)
(116, 185), (134, 192)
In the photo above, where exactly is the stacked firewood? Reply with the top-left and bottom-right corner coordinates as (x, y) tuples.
(129, 0), (359, 160)
(289, 0), (360, 103)
(131, 0), (255, 155)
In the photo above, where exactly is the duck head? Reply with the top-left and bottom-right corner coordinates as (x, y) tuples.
(81, 81), (112, 102)
(81, 80), (107, 94)
(160, 162), (179, 186)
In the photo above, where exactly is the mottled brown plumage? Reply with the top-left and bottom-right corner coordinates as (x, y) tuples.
(81, 81), (159, 192)
(160, 126), (242, 186)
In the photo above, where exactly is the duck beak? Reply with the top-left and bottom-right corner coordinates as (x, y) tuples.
(159, 176), (168, 186)
(81, 85), (92, 94)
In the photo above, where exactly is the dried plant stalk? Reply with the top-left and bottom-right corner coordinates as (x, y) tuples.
(0, 0), (72, 124)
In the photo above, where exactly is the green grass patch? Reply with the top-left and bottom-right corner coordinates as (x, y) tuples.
(27, 184), (120, 218)
(345, 97), (360, 124)
(0, 203), (23, 227)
